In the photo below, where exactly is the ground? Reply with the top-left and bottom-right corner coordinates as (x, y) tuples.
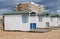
(0, 23), (60, 39)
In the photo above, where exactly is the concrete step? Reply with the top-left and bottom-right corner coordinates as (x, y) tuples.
(29, 28), (51, 33)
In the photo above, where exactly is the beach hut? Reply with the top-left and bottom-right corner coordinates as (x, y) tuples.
(3, 11), (30, 31)
(3, 11), (60, 31)
(49, 14), (59, 27)
(3, 11), (48, 31)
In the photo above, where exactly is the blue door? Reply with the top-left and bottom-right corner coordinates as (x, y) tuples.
(30, 23), (36, 30)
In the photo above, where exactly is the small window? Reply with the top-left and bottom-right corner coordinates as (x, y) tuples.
(18, 4), (22, 7)
(39, 16), (42, 22)
(19, 7), (22, 8)
(46, 22), (49, 27)
(18, 7), (23, 11)
(50, 17), (53, 22)
(19, 9), (22, 11)
(22, 15), (28, 23)
(59, 18), (60, 20)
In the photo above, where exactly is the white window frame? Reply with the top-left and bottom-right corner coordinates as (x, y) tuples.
(22, 15), (28, 23)
(39, 16), (42, 22)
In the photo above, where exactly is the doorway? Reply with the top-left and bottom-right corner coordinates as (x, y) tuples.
(30, 23), (36, 30)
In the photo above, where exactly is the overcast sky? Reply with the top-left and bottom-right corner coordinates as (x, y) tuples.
(0, 0), (59, 14)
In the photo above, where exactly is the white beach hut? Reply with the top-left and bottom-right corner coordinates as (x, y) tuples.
(3, 11), (48, 31)
(3, 11), (60, 31)
(49, 14), (59, 27)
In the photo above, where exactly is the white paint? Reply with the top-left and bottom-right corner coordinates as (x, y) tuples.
(4, 15), (30, 31)
(4, 14), (60, 31)
(37, 22), (46, 28)
(36, 16), (47, 28)
(43, 17), (51, 22)
(29, 16), (36, 23)
(49, 22), (58, 26)
(4, 15), (22, 30)
(20, 23), (30, 31)
(49, 18), (58, 26)
(57, 18), (60, 26)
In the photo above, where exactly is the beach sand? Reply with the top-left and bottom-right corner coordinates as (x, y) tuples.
(0, 23), (60, 39)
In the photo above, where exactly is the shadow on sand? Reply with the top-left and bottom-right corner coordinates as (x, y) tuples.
(2, 25), (60, 33)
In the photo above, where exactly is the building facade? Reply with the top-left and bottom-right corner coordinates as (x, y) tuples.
(14, 2), (45, 14)
(3, 11), (60, 31)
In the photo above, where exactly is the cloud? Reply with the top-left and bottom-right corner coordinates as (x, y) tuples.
(0, 0), (60, 14)
(0, 0), (42, 14)
(45, 9), (60, 14)
(0, 0), (41, 9)
(57, 10), (60, 13)
(0, 8), (13, 14)
(37, 0), (59, 14)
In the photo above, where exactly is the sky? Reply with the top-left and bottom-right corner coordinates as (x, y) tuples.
(0, 0), (59, 14)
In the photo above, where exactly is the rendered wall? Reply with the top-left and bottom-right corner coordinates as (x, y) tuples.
(57, 18), (60, 26)
(36, 16), (46, 28)
(37, 22), (46, 28)
(43, 17), (51, 22)
(29, 16), (37, 23)
(4, 15), (30, 31)
(49, 18), (58, 26)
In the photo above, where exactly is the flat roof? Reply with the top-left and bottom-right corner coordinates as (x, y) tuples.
(4, 11), (60, 17)
(4, 11), (29, 15)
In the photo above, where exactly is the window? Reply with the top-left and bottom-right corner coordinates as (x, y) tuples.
(18, 4), (22, 7)
(50, 17), (53, 22)
(22, 15), (28, 23)
(19, 7), (23, 11)
(59, 18), (60, 20)
(19, 9), (22, 11)
(46, 22), (49, 27)
(39, 16), (42, 22)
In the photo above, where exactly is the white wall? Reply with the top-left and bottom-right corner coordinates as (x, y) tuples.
(4, 15), (22, 30)
(49, 18), (59, 26)
(29, 16), (37, 23)
(4, 15), (30, 31)
(36, 16), (47, 28)
(42, 17), (59, 27)
(4, 15), (60, 31)
(20, 23), (30, 31)
(43, 17), (51, 22)
(37, 16), (59, 27)
(37, 22), (46, 28)
(57, 18), (60, 26)
(29, 16), (47, 28)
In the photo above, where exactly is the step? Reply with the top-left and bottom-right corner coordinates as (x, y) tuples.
(29, 28), (51, 33)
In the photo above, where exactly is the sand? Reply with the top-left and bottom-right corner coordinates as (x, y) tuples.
(0, 23), (60, 39)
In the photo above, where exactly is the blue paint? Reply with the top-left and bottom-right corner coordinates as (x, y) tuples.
(30, 23), (36, 29)
(22, 15), (28, 23)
